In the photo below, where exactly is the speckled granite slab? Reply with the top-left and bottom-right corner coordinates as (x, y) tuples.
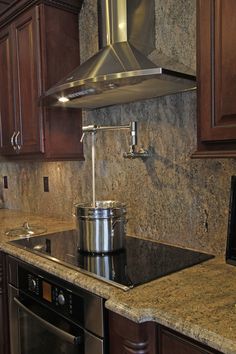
(105, 258), (236, 354)
(1, 210), (236, 354)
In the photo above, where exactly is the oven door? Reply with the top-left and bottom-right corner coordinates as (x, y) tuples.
(8, 284), (104, 354)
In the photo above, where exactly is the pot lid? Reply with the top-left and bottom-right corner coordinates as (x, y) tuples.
(5, 222), (47, 238)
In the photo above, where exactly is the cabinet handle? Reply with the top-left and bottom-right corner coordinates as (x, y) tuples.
(10, 132), (16, 149)
(14, 131), (21, 152)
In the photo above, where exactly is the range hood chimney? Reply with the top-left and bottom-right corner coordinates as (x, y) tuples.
(42, 0), (196, 109)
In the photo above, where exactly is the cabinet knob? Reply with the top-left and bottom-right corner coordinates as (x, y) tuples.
(30, 278), (37, 291)
(58, 293), (66, 306)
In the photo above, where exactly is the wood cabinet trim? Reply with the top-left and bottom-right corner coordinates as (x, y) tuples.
(109, 311), (157, 354)
(0, 0), (83, 28)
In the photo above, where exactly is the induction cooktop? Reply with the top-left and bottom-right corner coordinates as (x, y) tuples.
(9, 230), (214, 291)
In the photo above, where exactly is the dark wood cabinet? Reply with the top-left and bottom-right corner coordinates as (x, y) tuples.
(158, 327), (222, 354)
(108, 311), (223, 354)
(0, 7), (44, 156)
(109, 311), (157, 354)
(0, 252), (9, 354)
(194, 0), (236, 158)
(0, 0), (83, 160)
(0, 25), (15, 155)
(0, 1), (14, 15)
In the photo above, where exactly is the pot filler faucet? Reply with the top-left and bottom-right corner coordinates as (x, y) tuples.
(80, 121), (150, 159)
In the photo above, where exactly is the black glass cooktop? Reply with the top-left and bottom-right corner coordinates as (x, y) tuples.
(9, 230), (214, 291)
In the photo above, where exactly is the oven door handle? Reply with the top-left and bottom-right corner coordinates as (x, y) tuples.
(13, 297), (82, 346)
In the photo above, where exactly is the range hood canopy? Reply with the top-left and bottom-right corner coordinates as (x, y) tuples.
(42, 0), (196, 110)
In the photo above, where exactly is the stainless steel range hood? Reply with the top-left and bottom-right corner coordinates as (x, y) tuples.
(42, 0), (196, 109)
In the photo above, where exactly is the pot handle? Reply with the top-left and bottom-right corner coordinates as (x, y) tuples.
(112, 218), (129, 228)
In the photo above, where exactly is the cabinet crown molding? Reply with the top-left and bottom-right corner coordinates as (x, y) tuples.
(0, 0), (83, 28)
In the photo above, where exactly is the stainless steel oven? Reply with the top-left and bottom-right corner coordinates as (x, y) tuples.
(7, 256), (107, 354)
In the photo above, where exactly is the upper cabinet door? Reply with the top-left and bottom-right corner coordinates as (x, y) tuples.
(0, 26), (16, 154)
(12, 7), (44, 154)
(196, 0), (236, 157)
(0, 1), (83, 161)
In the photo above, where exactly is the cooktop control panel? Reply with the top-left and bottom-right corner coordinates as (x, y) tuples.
(19, 265), (84, 324)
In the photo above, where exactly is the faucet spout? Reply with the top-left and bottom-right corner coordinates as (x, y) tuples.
(82, 125), (98, 133)
(80, 120), (151, 159)
(80, 125), (97, 142)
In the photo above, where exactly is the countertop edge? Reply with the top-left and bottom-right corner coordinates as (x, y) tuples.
(105, 298), (234, 354)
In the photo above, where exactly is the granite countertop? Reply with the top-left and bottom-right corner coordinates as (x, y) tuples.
(1, 209), (236, 354)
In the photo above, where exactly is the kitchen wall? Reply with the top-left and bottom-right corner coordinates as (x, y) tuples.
(1, 0), (236, 255)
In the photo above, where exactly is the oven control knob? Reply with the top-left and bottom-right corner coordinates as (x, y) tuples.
(30, 279), (37, 291)
(58, 293), (65, 306)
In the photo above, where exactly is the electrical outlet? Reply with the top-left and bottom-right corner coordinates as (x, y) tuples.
(43, 176), (49, 192)
(3, 176), (8, 189)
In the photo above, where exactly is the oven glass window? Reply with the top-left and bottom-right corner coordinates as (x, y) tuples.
(18, 302), (82, 354)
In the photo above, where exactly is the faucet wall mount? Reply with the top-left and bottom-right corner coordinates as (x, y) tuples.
(80, 121), (151, 159)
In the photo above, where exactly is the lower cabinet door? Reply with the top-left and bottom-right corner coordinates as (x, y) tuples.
(0, 252), (9, 354)
(159, 327), (220, 354)
(108, 311), (223, 354)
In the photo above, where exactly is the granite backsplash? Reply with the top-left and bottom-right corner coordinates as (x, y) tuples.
(1, 0), (235, 256)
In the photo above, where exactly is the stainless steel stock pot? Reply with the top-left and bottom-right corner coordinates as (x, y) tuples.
(75, 200), (127, 253)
